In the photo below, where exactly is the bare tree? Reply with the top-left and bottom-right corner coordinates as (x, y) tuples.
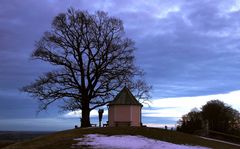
(22, 9), (151, 127)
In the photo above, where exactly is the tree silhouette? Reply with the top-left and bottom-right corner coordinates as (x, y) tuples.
(22, 9), (151, 127)
(202, 100), (239, 132)
(177, 108), (202, 133)
(177, 100), (240, 135)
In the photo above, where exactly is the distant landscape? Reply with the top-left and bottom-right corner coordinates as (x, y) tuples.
(0, 131), (53, 148)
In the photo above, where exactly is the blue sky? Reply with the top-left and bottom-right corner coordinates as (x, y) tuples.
(1, 0), (240, 131)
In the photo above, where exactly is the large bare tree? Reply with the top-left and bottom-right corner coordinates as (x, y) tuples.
(22, 9), (151, 127)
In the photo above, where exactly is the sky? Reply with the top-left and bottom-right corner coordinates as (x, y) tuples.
(1, 0), (240, 131)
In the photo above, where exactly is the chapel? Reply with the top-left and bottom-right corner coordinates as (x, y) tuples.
(108, 87), (142, 127)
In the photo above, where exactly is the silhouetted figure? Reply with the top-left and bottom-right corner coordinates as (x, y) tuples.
(165, 125), (168, 130)
(98, 109), (104, 127)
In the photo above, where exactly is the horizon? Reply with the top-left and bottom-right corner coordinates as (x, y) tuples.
(1, 0), (240, 131)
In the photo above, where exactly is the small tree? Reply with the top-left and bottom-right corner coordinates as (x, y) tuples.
(177, 108), (203, 133)
(22, 9), (151, 127)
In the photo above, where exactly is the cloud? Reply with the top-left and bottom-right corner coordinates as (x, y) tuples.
(1, 0), (240, 130)
(2, 0), (240, 99)
(63, 109), (108, 118)
(142, 108), (185, 118)
(146, 90), (240, 118)
(63, 89), (240, 121)
(136, 0), (240, 97)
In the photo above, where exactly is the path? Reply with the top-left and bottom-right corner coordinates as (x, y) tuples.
(199, 136), (240, 147)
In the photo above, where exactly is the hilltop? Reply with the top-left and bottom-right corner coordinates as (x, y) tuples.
(1, 127), (240, 149)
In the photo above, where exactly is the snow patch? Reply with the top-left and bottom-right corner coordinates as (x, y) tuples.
(73, 134), (210, 149)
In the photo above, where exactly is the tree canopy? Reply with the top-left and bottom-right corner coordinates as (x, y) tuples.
(177, 100), (240, 136)
(177, 108), (202, 133)
(202, 100), (240, 132)
(22, 9), (151, 127)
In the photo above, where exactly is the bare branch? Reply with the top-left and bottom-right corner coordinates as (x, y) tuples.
(21, 9), (151, 127)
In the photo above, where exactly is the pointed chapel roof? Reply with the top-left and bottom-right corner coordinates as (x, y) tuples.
(108, 87), (142, 106)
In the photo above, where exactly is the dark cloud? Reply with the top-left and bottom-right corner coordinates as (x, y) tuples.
(121, 0), (240, 97)
(1, 0), (240, 130)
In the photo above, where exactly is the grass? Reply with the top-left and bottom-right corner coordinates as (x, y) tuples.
(2, 127), (240, 149)
(208, 130), (240, 144)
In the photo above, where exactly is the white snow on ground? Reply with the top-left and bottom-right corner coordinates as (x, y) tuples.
(73, 134), (210, 149)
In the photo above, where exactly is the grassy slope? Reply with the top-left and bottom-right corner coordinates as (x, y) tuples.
(2, 127), (239, 149)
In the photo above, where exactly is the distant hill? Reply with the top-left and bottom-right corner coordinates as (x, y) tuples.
(0, 131), (53, 141)
(0, 131), (53, 148)
(1, 127), (240, 149)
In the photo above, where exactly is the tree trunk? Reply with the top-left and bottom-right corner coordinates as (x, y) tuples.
(81, 99), (91, 127)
